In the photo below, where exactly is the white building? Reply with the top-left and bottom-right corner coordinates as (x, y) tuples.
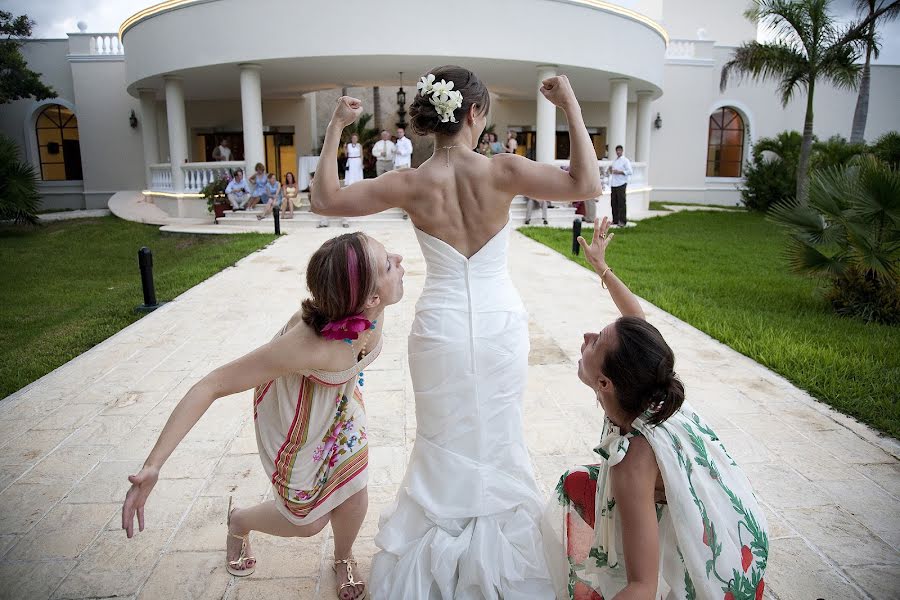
(2, 0), (898, 221)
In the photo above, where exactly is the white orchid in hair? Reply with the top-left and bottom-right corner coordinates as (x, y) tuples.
(417, 74), (436, 95)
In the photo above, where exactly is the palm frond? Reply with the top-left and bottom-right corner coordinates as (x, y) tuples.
(720, 41), (808, 100)
(783, 237), (849, 278)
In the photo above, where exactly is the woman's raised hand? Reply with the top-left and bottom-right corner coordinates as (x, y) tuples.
(577, 217), (614, 273)
(121, 465), (160, 538)
(331, 96), (363, 128)
(539, 75), (577, 111)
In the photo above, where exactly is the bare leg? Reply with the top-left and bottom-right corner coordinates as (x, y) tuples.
(330, 488), (368, 599)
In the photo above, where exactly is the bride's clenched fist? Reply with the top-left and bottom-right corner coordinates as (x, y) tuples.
(331, 96), (362, 128)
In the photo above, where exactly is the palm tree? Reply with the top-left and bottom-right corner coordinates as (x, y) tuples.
(768, 155), (900, 322)
(0, 134), (41, 224)
(721, 0), (870, 202)
(850, 0), (900, 144)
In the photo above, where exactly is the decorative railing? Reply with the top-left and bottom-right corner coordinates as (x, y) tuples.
(149, 164), (173, 191)
(665, 39), (695, 59)
(90, 34), (124, 55)
(182, 161), (246, 193)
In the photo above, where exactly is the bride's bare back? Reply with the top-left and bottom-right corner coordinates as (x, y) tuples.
(311, 68), (602, 258)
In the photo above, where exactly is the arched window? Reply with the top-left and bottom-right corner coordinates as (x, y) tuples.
(35, 104), (82, 180)
(706, 107), (744, 178)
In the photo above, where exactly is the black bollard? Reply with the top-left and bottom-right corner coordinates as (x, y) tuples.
(572, 218), (582, 255)
(273, 207), (281, 235)
(136, 247), (161, 313)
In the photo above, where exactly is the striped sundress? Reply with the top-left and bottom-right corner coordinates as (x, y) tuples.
(253, 325), (382, 525)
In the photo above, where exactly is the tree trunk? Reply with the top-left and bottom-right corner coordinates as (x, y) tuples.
(797, 79), (815, 202)
(373, 86), (382, 131)
(850, 32), (874, 144)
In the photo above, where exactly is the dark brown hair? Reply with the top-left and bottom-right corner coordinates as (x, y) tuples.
(409, 65), (490, 137)
(301, 233), (377, 335)
(602, 317), (685, 426)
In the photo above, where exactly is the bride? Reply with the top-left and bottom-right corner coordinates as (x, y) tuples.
(312, 65), (601, 599)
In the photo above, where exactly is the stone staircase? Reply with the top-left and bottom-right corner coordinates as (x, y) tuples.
(214, 194), (580, 230)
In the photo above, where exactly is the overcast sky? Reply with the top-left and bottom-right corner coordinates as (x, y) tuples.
(14, 0), (900, 64)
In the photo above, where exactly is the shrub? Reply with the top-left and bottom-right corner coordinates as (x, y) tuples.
(201, 173), (231, 213)
(810, 135), (868, 171)
(871, 131), (900, 168)
(0, 134), (40, 225)
(741, 131), (803, 212)
(769, 156), (900, 324)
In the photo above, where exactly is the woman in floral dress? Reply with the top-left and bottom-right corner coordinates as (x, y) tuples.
(543, 217), (768, 600)
(121, 232), (405, 600)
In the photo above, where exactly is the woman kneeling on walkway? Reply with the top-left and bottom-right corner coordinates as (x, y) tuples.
(121, 232), (405, 600)
(543, 217), (768, 600)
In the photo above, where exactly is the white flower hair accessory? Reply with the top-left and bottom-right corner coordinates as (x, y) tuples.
(417, 73), (464, 123)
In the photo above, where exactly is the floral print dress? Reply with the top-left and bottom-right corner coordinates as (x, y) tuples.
(542, 403), (768, 600)
(253, 324), (382, 525)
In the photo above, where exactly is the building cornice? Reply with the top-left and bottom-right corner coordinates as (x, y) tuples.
(121, 0), (669, 44)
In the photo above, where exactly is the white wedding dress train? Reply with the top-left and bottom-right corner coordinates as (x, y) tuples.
(370, 222), (554, 599)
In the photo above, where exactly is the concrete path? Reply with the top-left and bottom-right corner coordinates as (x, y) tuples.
(0, 225), (897, 600)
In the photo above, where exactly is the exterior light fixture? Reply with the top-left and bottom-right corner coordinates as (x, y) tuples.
(654, 113), (662, 129)
(129, 109), (139, 129)
(396, 72), (408, 130)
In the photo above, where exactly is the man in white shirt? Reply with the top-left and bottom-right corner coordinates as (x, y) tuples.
(609, 144), (633, 226)
(372, 130), (396, 176)
(212, 138), (232, 162)
(394, 127), (413, 169)
(224, 168), (250, 210)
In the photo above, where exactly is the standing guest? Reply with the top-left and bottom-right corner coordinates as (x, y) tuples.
(225, 168), (251, 210)
(122, 232), (406, 600)
(393, 127), (413, 169)
(212, 138), (232, 161)
(489, 132), (504, 155)
(281, 172), (299, 219)
(609, 144), (633, 226)
(344, 134), (364, 186)
(313, 171), (349, 229)
(544, 217), (768, 600)
(524, 196), (548, 225)
(372, 130), (396, 176)
(247, 163), (268, 210)
(506, 130), (519, 154)
(257, 173), (282, 220)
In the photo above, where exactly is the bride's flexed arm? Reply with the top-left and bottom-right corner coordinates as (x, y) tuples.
(493, 75), (601, 201)
(311, 96), (413, 217)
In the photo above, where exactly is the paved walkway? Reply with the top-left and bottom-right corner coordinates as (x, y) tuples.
(0, 226), (897, 600)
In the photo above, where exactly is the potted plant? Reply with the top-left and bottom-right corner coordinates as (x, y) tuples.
(202, 173), (231, 219)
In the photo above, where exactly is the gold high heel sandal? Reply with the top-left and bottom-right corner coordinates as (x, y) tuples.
(333, 556), (367, 599)
(225, 496), (256, 577)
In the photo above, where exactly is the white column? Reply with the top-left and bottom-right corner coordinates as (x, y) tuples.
(635, 91), (653, 164)
(138, 88), (159, 189)
(608, 78), (629, 160)
(292, 95), (311, 156)
(306, 92), (318, 154)
(163, 76), (188, 193)
(535, 65), (557, 163)
(240, 63), (265, 170)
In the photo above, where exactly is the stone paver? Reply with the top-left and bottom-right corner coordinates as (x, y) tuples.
(1, 225), (897, 599)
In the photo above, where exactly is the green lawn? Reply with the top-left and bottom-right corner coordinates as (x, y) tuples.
(0, 217), (275, 399)
(521, 211), (900, 438)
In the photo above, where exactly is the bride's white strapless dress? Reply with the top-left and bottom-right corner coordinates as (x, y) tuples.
(370, 222), (554, 599)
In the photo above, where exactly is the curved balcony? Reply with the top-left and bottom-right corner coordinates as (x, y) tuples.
(120, 0), (667, 101)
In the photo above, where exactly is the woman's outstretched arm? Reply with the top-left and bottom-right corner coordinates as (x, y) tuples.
(311, 97), (414, 217)
(577, 217), (645, 319)
(494, 75), (602, 202)
(120, 328), (312, 537)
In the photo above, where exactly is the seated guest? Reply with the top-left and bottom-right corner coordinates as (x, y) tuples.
(281, 172), (299, 219)
(257, 173), (282, 221)
(544, 217), (769, 600)
(246, 163), (267, 210)
(225, 169), (250, 210)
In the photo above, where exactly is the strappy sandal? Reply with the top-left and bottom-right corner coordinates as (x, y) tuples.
(333, 556), (367, 599)
(226, 496), (256, 577)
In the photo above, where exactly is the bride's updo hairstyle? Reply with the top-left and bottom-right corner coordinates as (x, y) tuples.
(301, 232), (377, 335)
(409, 65), (490, 136)
(602, 317), (685, 426)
